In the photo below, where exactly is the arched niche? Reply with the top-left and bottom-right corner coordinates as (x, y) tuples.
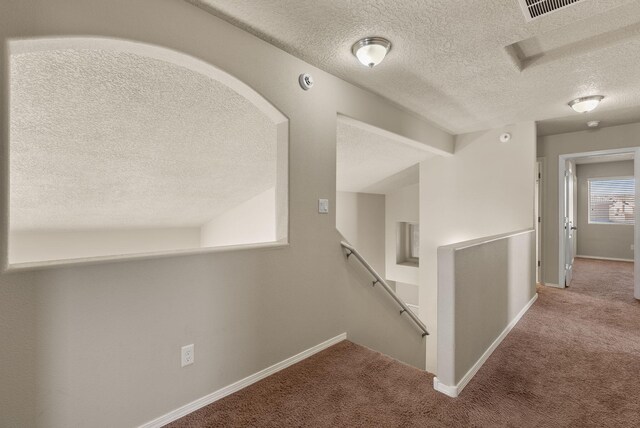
(7, 37), (288, 269)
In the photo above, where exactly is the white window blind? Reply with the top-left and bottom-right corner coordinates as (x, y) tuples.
(588, 177), (635, 225)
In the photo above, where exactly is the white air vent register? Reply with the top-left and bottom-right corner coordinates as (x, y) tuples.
(518, 0), (586, 21)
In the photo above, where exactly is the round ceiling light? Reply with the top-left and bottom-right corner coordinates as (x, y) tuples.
(568, 95), (604, 113)
(352, 37), (392, 68)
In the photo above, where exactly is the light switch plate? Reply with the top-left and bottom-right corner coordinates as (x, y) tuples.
(318, 198), (329, 214)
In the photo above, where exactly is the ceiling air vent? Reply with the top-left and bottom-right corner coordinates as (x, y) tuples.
(518, 0), (585, 21)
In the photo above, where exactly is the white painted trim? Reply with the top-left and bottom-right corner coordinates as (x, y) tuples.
(138, 332), (347, 428)
(438, 229), (534, 252)
(6, 240), (289, 273)
(542, 282), (562, 289)
(433, 294), (538, 398)
(433, 377), (458, 398)
(576, 255), (634, 263)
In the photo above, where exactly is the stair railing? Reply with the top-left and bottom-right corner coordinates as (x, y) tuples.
(341, 241), (429, 337)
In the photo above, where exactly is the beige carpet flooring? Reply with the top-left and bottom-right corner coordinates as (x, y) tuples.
(167, 258), (640, 427)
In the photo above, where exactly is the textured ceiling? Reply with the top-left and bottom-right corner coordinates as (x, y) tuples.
(190, 0), (640, 135)
(336, 119), (434, 194)
(10, 49), (276, 231)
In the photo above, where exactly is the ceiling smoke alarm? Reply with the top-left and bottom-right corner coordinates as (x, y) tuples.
(500, 132), (512, 143)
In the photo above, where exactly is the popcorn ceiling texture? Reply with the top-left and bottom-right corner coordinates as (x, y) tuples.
(336, 120), (433, 193)
(10, 49), (277, 231)
(189, 0), (640, 134)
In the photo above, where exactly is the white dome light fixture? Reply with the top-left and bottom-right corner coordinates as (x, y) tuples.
(352, 37), (392, 68)
(568, 95), (604, 113)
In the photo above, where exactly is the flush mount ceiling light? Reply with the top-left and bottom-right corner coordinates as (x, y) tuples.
(352, 37), (392, 68)
(568, 95), (604, 113)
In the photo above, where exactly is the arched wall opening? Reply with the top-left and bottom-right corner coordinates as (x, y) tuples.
(7, 37), (288, 269)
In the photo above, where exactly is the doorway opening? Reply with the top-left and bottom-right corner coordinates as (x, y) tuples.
(558, 147), (640, 299)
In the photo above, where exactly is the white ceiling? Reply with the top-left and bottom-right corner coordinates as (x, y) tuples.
(189, 0), (640, 135)
(10, 49), (277, 231)
(336, 119), (434, 193)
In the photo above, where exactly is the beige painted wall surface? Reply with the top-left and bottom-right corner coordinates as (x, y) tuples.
(385, 183), (420, 285)
(437, 230), (536, 388)
(336, 192), (386, 276)
(0, 273), (36, 427)
(538, 123), (640, 285)
(0, 1), (452, 426)
(576, 161), (634, 260)
(10, 228), (201, 264)
(420, 122), (536, 372)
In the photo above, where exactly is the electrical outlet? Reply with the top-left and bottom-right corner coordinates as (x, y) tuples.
(181, 344), (194, 367)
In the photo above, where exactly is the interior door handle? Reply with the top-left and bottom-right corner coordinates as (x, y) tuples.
(571, 226), (578, 230)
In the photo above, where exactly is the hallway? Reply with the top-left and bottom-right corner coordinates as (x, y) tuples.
(169, 259), (640, 427)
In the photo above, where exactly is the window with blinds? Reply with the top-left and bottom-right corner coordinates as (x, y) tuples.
(588, 177), (635, 225)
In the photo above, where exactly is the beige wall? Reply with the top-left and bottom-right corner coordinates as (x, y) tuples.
(420, 122), (536, 372)
(538, 123), (640, 285)
(200, 187), (277, 248)
(0, 1), (453, 426)
(576, 161), (634, 261)
(336, 191), (386, 276)
(10, 228), (201, 265)
(385, 183), (420, 285)
(436, 230), (536, 393)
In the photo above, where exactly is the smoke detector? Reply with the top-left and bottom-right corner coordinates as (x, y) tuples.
(517, 0), (585, 21)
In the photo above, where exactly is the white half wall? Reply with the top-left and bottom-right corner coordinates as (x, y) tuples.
(420, 122), (536, 372)
(435, 230), (537, 397)
(200, 187), (276, 248)
(9, 228), (201, 264)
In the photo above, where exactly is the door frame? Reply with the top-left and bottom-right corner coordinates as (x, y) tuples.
(558, 147), (640, 298)
(535, 159), (543, 284)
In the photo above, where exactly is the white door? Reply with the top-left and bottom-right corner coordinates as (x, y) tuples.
(564, 160), (577, 286)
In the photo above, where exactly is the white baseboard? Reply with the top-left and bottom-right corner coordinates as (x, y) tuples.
(139, 332), (347, 428)
(433, 293), (538, 398)
(542, 282), (562, 289)
(432, 377), (458, 398)
(576, 255), (634, 263)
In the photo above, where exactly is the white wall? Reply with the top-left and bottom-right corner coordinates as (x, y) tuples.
(10, 228), (201, 264)
(538, 123), (640, 285)
(420, 122), (536, 372)
(385, 183), (420, 285)
(0, 1), (453, 426)
(200, 187), (276, 248)
(436, 230), (536, 396)
(576, 161), (635, 261)
(336, 192), (386, 276)
(395, 281), (419, 309)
